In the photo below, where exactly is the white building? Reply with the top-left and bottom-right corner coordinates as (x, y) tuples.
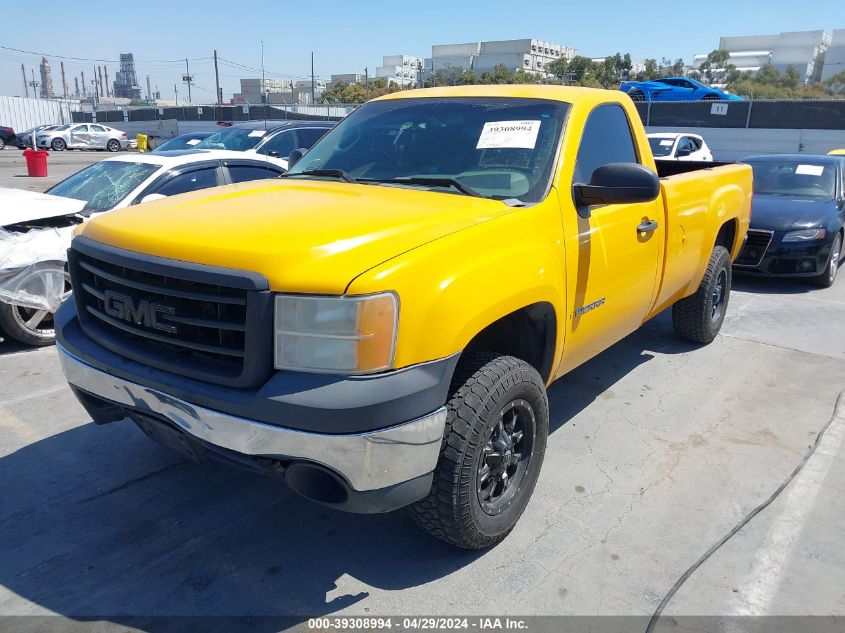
(330, 73), (366, 86)
(423, 38), (576, 80)
(375, 55), (422, 87)
(693, 30), (831, 83)
(233, 77), (326, 106)
(822, 29), (845, 81)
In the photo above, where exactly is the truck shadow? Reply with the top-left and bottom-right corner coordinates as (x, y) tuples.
(0, 309), (694, 628)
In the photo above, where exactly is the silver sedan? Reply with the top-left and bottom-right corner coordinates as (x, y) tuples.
(36, 123), (129, 152)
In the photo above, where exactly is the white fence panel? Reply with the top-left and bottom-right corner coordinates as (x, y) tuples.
(0, 96), (81, 132)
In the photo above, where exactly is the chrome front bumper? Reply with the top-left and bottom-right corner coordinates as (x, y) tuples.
(57, 344), (447, 492)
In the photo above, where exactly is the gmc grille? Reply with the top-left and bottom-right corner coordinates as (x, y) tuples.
(68, 239), (273, 388)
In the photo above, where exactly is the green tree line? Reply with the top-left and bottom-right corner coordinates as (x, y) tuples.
(321, 50), (845, 104)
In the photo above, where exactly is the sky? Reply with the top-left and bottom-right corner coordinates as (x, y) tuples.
(0, 0), (838, 101)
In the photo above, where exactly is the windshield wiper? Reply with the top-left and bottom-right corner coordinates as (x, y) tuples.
(287, 169), (357, 183)
(360, 176), (484, 198)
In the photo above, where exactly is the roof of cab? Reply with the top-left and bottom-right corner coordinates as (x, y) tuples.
(372, 84), (621, 104)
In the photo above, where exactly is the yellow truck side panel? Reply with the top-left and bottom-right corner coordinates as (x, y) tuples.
(346, 198), (567, 378)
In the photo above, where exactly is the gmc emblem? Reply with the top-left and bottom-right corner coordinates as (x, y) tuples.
(103, 290), (177, 334)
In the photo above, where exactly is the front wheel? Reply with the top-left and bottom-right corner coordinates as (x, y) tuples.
(814, 233), (842, 288)
(51, 138), (66, 151)
(0, 138), (6, 150)
(672, 245), (731, 344)
(410, 352), (549, 549)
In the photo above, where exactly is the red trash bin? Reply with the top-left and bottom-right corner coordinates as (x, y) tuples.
(23, 149), (49, 177)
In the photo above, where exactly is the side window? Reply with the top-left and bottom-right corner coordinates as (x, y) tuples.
(296, 127), (330, 149)
(690, 137), (702, 150)
(257, 130), (297, 157)
(573, 104), (638, 185)
(90, 125), (106, 132)
(154, 167), (219, 196)
(72, 125), (89, 133)
(227, 163), (281, 183)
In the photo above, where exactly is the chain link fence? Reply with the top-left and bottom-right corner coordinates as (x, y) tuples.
(634, 99), (845, 130)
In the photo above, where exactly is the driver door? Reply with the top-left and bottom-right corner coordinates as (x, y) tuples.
(557, 103), (664, 375)
(68, 125), (90, 148)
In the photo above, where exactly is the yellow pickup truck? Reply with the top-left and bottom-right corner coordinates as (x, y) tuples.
(56, 85), (752, 549)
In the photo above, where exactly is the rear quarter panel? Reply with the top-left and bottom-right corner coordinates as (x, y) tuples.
(649, 163), (752, 317)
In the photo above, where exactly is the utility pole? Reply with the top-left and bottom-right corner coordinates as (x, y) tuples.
(260, 40), (265, 104)
(364, 66), (368, 98)
(74, 77), (80, 98)
(29, 69), (40, 99)
(60, 61), (68, 98)
(81, 71), (86, 97)
(104, 66), (110, 97)
(146, 75), (153, 104)
(213, 49), (221, 105)
(21, 64), (28, 98)
(182, 58), (193, 104)
(311, 51), (316, 104)
(90, 78), (99, 109)
(174, 84), (178, 106)
(97, 65), (103, 97)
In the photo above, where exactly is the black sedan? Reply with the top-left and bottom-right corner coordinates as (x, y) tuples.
(734, 154), (845, 288)
(151, 132), (212, 152)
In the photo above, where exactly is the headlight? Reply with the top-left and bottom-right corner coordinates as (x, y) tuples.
(274, 292), (398, 373)
(782, 228), (826, 242)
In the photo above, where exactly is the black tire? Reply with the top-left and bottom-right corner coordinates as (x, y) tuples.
(0, 137), (6, 150)
(106, 139), (120, 152)
(51, 138), (66, 151)
(0, 302), (57, 346)
(409, 352), (549, 549)
(813, 232), (842, 288)
(673, 245), (731, 344)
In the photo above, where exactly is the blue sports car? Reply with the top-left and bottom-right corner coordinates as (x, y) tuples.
(619, 77), (743, 102)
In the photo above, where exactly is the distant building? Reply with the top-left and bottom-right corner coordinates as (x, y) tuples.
(692, 30), (831, 83)
(233, 77), (326, 106)
(375, 55), (422, 87)
(113, 53), (142, 100)
(39, 57), (54, 98)
(422, 38), (576, 81)
(330, 73), (366, 86)
(822, 29), (845, 81)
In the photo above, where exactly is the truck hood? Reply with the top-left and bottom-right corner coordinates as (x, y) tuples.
(79, 178), (516, 293)
(750, 194), (839, 232)
(0, 187), (85, 228)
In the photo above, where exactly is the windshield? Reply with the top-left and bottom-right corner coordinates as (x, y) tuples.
(194, 127), (268, 151)
(649, 137), (676, 157)
(155, 135), (208, 151)
(286, 97), (570, 203)
(748, 161), (837, 199)
(50, 124), (70, 132)
(46, 161), (160, 212)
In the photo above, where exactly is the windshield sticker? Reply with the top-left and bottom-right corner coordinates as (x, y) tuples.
(248, 130), (267, 138)
(659, 140), (674, 146)
(186, 138), (201, 146)
(477, 120), (541, 150)
(795, 164), (824, 176)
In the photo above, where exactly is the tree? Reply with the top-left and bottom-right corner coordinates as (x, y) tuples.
(670, 58), (686, 77)
(699, 49), (735, 84)
(637, 59), (660, 81)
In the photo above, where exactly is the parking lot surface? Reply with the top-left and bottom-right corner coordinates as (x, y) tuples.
(0, 148), (131, 191)
(0, 164), (844, 626)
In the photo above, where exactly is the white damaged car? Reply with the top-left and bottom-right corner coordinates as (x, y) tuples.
(0, 150), (286, 345)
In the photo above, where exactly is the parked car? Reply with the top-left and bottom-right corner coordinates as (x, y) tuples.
(195, 120), (334, 167)
(35, 123), (129, 152)
(0, 149), (285, 346)
(0, 126), (15, 150)
(14, 125), (60, 149)
(648, 133), (713, 162)
(152, 132), (212, 152)
(54, 85), (752, 549)
(620, 77), (743, 102)
(734, 154), (845, 287)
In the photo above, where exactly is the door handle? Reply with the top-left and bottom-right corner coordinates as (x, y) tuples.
(637, 219), (659, 233)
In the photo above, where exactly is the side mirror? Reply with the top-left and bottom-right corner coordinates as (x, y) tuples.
(573, 163), (660, 216)
(140, 193), (168, 204)
(287, 148), (307, 169)
(675, 147), (692, 158)
(267, 150), (280, 158)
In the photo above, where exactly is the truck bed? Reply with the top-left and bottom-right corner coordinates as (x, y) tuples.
(655, 160), (736, 178)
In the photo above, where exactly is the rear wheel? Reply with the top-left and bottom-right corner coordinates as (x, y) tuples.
(106, 139), (121, 152)
(673, 245), (731, 344)
(0, 138), (6, 150)
(814, 233), (842, 288)
(409, 352), (549, 549)
(51, 138), (66, 151)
